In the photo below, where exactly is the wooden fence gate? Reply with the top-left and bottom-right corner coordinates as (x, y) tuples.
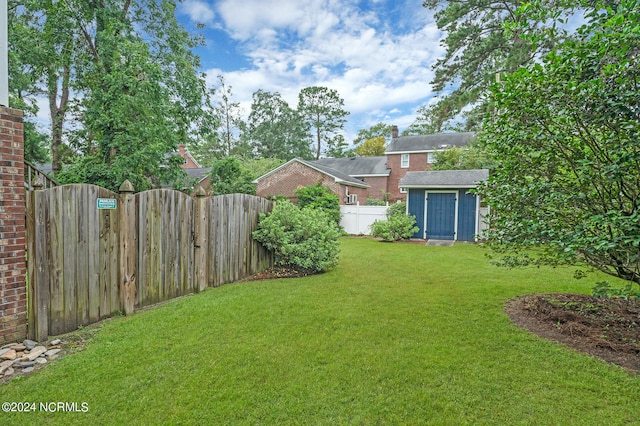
(26, 182), (274, 341)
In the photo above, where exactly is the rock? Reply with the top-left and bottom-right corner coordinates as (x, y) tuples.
(0, 360), (13, 374)
(22, 367), (34, 374)
(17, 361), (35, 368)
(35, 358), (47, 365)
(11, 344), (26, 351)
(50, 339), (61, 346)
(3, 367), (14, 376)
(44, 349), (61, 357)
(0, 349), (16, 360)
(22, 346), (47, 361)
(23, 339), (37, 350)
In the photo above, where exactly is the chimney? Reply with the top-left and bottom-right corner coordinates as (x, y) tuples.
(178, 144), (186, 157)
(392, 125), (398, 139)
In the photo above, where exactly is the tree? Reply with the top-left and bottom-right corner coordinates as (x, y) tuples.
(420, 0), (581, 131)
(10, 0), (214, 189)
(477, 1), (640, 287)
(352, 122), (394, 146)
(431, 142), (492, 171)
(324, 134), (353, 158)
(297, 86), (349, 159)
(211, 75), (245, 157)
(245, 89), (311, 161)
(354, 136), (386, 157)
(404, 103), (465, 135)
(208, 157), (256, 195)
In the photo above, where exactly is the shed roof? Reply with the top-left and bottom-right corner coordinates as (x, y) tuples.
(399, 169), (489, 188)
(386, 132), (475, 153)
(311, 156), (389, 176)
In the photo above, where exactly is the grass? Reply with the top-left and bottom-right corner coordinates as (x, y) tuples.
(1, 238), (638, 424)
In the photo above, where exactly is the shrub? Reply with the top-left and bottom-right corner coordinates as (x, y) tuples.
(365, 197), (386, 206)
(294, 184), (341, 226)
(370, 215), (419, 242)
(253, 200), (341, 274)
(370, 204), (419, 242)
(386, 202), (407, 218)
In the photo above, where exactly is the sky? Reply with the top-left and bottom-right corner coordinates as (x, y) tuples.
(175, 0), (444, 143)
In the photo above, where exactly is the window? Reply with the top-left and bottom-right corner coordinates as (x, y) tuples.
(400, 187), (407, 194)
(427, 152), (437, 164)
(401, 154), (409, 168)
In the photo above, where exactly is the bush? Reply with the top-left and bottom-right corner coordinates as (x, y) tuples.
(370, 204), (419, 242)
(253, 201), (341, 274)
(294, 184), (341, 226)
(386, 202), (407, 218)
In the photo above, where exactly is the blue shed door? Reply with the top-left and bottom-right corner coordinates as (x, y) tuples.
(426, 193), (456, 240)
(457, 190), (477, 241)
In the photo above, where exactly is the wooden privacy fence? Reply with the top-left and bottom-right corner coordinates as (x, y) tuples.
(26, 182), (274, 341)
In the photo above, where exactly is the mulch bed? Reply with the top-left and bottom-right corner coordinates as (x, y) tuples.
(506, 294), (640, 374)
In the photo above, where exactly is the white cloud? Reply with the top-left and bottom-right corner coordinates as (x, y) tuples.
(205, 0), (443, 139)
(179, 0), (216, 24)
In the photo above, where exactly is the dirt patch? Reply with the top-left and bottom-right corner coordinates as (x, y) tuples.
(243, 266), (313, 281)
(506, 294), (640, 374)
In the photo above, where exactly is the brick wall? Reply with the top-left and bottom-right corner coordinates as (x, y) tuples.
(0, 107), (27, 343)
(386, 153), (432, 202)
(257, 161), (350, 204)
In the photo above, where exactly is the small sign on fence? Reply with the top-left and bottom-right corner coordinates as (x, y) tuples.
(97, 198), (117, 209)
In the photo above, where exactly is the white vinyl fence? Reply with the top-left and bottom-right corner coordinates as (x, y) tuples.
(340, 203), (389, 235)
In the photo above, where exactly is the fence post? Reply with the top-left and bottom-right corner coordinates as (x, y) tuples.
(27, 178), (47, 341)
(119, 180), (136, 315)
(194, 186), (208, 292)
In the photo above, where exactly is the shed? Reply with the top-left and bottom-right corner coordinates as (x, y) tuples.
(399, 169), (489, 242)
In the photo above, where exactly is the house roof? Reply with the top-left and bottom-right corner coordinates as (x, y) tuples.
(253, 158), (370, 188)
(185, 167), (211, 182)
(399, 169), (489, 188)
(386, 132), (475, 154)
(311, 156), (390, 177)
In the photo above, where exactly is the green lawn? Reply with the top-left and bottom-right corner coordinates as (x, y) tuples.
(1, 238), (638, 425)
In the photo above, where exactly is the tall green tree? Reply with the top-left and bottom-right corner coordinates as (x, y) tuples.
(212, 74), (245, 157)
(478, 1), (640, 286)
(354, 136), (386, 157)
(245, 89), (311, 161)
(352, 122), (394, 146)
(9, 0), (82, 175)
(10, 0), (214, 190)
(420, 0), (581, 131)
(297, 86), (349, 160)
(208, 157), (256, 195)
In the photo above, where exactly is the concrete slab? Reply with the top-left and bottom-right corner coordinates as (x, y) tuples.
(425, 239), (455, 246)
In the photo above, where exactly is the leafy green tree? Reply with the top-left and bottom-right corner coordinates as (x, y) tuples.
(404, 103), (465, 135)
(478, 1), (640, 287)
(432, 142), (492, 171)
(324, 135), (353, 158)
(420, 0), (581, 131)
(354, 136), (386, 157)
(245, 89), (311, 160)
(294, 184), (341, 226)
(23, 122), (51, 164)
(212, 74), (245, 157)
(353, 122), (394, 146)
(209, 157), (256, 195)
(10, 0), (215, 189)
(297, 86), (349, 160)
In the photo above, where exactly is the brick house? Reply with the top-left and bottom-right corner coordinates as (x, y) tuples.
(254, 158), (371, 205)
(254, 129), (475, 204)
